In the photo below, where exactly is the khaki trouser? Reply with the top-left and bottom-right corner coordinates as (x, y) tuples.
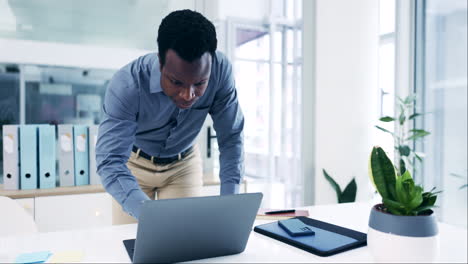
(112, 145), (203, 225)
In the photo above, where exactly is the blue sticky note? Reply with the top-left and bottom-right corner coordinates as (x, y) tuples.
(15, 251), (52, 264)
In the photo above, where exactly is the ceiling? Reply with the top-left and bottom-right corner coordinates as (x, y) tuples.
(0, 0), (172, 50)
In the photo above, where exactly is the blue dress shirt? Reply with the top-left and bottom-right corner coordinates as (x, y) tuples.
(95, 51), (244, 219)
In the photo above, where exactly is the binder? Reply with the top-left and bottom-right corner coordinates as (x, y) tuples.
(88, 125), (100, 185)
(2, 125), (20, 190)
(73, 125), (89, 186)
(38, 125), (56, 189)
(19, 125), (38, 190)
(254, 216), (367, 257)
(58, 125), (75, 186)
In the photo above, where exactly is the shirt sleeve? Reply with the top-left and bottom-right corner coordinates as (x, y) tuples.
(209, 54), (245, 195)
(95, 70), (150, 219)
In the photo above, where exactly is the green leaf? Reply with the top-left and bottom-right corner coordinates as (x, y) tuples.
(423, 194), (437, 207)
(409, 113), (423, 120)
(395, 175), (408, 204)
(414, 206), (434, 215)
(399, 159), (407, 176)
(401, 170), (412, 180)
(379, 116), (395, 122)
(383, 198), (406, 215)
(407, 130), (431, 141)
(399, 111), (406, 125)
(394, 171), (425, 215)
(339, 178), (357, 203)
(323, 169), (342, 202)
(404, 95), (417, 105)
(410, 129), (430, 133)
(398, 145), (411, 156)
(369, 147), (397, 200)
(397, 96), (405, 105)
(420, 192), (438, 209)
(406, 186), (423, 210)
(460, 184), (468, 190)
(414, 152), (423, 162)
(375, 125), (394, 136)
(395, 171), (415, 206)
(450, 173), (465, 178)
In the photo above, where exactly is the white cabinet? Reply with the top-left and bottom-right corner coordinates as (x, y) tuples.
(7, 182), (247, 233)
(15, 198), (35, 219)
(34, 192), (112, 232)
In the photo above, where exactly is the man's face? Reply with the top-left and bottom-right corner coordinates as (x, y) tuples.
(159, 49), (212, 109)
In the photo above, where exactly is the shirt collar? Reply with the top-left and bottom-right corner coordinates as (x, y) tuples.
(149, 56), (163, 94)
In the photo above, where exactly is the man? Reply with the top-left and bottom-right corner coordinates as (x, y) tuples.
(96, 9), (244, 223)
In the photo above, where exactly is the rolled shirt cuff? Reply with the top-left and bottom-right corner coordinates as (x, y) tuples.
(122, 189), (151, 219)
(220, 183), (240, 195)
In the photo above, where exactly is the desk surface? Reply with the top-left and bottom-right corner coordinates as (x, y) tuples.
(0, 201), (466, 263)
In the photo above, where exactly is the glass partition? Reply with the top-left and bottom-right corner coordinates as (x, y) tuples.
(415, 0), (467, 227)
(23, 65), (114, 125)
(0, 63), (115, 182)
(0, 65), (20, 180)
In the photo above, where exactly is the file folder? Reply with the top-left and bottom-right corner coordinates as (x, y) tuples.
(38, 125), (56, 189)
(19, 125), (38, 190)
(73, 125), (89, 186)
(58, 125), (75, 186)
(2, 125), (20, 190)
(88, 125), (100, 185)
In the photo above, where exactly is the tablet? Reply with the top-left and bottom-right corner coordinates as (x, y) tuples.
(254, 216), (367, 257)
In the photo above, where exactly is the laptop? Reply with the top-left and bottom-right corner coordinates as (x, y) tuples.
(123, 192), (263, 263)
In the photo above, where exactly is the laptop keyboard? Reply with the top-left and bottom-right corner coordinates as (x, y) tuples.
(123, 239), (136, 261)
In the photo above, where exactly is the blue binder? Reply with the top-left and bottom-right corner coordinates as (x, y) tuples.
(38, 125), (56, 189)
(19, 125), (38, 190)
(73, 125), (89, 186)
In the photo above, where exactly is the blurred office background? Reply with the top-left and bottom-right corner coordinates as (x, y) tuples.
(0, 0), (466, 227)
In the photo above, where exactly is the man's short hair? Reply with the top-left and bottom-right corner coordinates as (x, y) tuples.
(157, 9), (217, 66)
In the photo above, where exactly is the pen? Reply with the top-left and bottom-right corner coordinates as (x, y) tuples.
(264, 209), (296, 215)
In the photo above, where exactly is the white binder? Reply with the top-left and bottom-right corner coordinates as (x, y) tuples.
(58, 124), (75, 186)
(2, 125), (20, 190)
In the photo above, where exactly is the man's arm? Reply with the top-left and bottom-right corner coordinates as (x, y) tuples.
(210, 56), (245, 195)
(95, 71), (150, 219)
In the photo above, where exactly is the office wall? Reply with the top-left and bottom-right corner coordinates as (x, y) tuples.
(302, 0), (380, 205)
(0, 0), (199, 69)
(203, 0), (270, 21)
(0, 38), (150, 70)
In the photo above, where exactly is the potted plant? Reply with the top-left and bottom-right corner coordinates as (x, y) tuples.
(375, 94), (430, 175)
(323, 169), (357, 203)
(367, 146), (440, 263)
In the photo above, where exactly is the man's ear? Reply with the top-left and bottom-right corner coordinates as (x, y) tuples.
(157, 53), (163, 72)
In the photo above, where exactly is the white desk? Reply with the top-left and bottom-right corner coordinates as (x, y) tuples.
(0, 201), (466, 263)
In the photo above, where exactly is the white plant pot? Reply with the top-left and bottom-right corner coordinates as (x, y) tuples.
(367, 204), (439, 263)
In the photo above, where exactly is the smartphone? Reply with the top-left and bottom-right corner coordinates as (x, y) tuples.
(278, 218), (315, 237)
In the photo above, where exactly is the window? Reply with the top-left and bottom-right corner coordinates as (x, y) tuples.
(225, 0), (303, 208)
(376, 0), (396, 160)
(415, 0), (467, 227)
